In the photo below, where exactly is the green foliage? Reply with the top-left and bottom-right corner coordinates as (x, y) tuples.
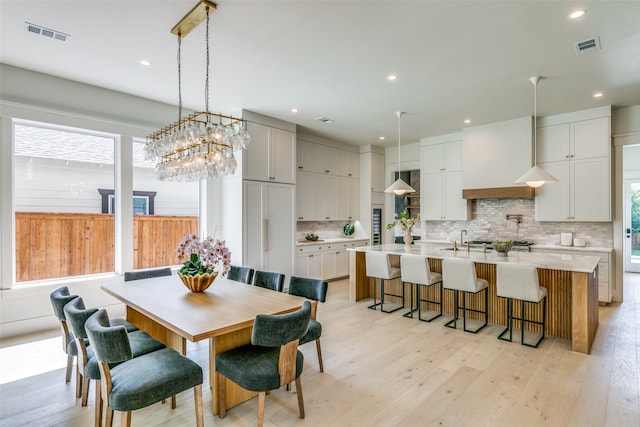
(632, 187), (640, 233)
(179, 253), (213, 276)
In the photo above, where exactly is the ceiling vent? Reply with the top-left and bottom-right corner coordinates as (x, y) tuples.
(574, 36), (600, 55)
(25, 22), (69, 42)
(315, 117), (335, 124)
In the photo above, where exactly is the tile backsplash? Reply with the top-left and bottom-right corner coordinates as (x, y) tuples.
(421, 198), (612, 247)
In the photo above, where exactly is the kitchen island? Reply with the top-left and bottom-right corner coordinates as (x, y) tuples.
(348, 244), (600, 354)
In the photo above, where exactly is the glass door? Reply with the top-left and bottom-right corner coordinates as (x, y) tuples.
(624, 178), (640, 273)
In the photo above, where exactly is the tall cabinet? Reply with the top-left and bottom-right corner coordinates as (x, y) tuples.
(535, 110), (611, 222)
(232, 112), (296, 279)
(420, 134), (470, 221)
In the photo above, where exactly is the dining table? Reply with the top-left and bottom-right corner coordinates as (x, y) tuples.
(102, 274), (309, 415)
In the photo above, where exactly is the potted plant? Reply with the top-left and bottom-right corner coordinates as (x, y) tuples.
(387, 210), (420, 246)
(176, 234), (231, 292)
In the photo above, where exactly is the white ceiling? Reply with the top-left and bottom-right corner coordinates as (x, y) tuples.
(2, 1), (640, 147)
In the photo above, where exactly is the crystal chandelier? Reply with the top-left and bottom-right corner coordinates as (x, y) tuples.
(145, 0), (250, 182)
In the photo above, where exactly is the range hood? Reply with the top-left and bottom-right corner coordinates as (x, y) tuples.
(462, 186), (535, 200)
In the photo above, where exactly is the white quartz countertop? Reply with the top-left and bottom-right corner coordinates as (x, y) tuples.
(418, 240), (613, 253)
(296, 237), (370, 246)
(348, 244), (600, 273)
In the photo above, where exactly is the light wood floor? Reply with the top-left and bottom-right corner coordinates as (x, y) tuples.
(1, 274), (638, 426)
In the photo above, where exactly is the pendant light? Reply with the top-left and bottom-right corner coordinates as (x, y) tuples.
(384, 111), (416, 195)
(514, 76), (558, 188)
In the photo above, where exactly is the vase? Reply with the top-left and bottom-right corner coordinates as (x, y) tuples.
(403, 232), (413, 246)
(178, 272), (218, 293)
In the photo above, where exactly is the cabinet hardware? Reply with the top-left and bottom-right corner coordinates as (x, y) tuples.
(325, 217), (330, 219)
(325, 170), (330, 173)
(309, 254), (314, 258)
(298, 166), (303, 169)
(348, 173), (352, 176)
(298, 216), (303, 220)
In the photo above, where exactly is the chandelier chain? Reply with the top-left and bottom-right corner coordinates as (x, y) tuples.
(177, 34), (182, 123)
(205, 7), (210, 113)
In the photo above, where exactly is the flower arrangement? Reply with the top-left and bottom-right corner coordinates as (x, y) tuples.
(176, 234), (231, 277)
(386, 210), (420, 233)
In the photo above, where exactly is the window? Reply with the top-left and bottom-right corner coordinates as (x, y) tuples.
(14, 120), (116, 282)
(98, 189), (156, 214)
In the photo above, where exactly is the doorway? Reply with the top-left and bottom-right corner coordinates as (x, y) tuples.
(624, 178), (640, 272)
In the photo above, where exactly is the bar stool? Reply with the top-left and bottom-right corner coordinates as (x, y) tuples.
(442, 258), (488, 333)
(400, 255), (443, 322)
(365, 251), (403, 313)
(496, 263), (547, 348)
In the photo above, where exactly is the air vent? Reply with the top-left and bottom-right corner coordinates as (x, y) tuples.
(574, 36), (600, 55)
(25, 22), (69, 42)
(315, 117), (335, 124)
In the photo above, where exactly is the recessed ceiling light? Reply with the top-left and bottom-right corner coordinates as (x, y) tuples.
(387, 74), (397, 81)
(464, 119), (471, 124)
(593, 92), (604, 98)
(291, 108), (298, 113)
(140, 59), (151, 66)
(569, 9), (586, 20)
(379, 136), (385, 140)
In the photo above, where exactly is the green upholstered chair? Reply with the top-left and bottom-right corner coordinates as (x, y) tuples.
(252, 270), (285, 292)
(49, 286), (80, 390)
(85, 309), (204, 427)
(215, 301), (312, 427)
(288, 276), (328, 372)
(64, 297), (165, 427)
(227, 265), (254, 284)
(124, 267), (172, 281)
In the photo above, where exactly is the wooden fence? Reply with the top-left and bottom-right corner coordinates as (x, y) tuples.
(15, 212), (198, 282)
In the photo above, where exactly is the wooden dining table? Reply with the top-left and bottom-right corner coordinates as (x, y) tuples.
(102, 275), (308, 415)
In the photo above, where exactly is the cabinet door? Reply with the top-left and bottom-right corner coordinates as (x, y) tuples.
(348, 151), (360, 178)
(443, 172), (469, 220)
(323, 175), (339, 220)
(572, 157), (611, 221)
(421, 144), (443, 174)
(371, 153), (385, 192)
(296, 172), (315, 221)
(335, 177), (350, 220)
(314, 145), (334, 174)
(535, 162), (571, 221)
(322, 251), (337, 280)
(243, 180), (266, 270)
(244, 122), (271, 181)
(270, 128), (296, 184)
(348, 178), (360, 220)
(537, 124), (570, 163)
(571, 117), (610, 160)
(335, 249), (349, 277)
(297, 140), (314, 172)
(443, 141), (462, 171)
(422, 173), (444, 220)
(264, 183), (295, 278)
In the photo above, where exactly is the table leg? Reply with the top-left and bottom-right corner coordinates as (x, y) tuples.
(125, 306), (186, 354)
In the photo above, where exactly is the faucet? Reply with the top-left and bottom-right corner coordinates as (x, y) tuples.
(460, 229), (467, 244)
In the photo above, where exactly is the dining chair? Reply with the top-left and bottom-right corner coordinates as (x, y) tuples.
(496, 263), (548, 348)
(441, 258), (489, 333)
(49, 286), (80, 391)
(215, 301), (312, 427)
(252, 270), (285, 292)
(227, 265), (254, 284)
(288, 276), (328, 372)
(64, 297), (166, 427)
(85, 309), (204, 427)
(124, 267), (172, 281)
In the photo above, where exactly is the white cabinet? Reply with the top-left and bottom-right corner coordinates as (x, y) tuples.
(535, 116), (611, 222)
(348, 178), (360, 220)
(371, 152), (385, 192)
(244, 181), (295, 279)
(295, 239), (368, 280)
(244, 122), (295, 184)
(421, 140), (469, 221)
(296, 245), (322, 279)
(296, 172), (316, 221)
(348, 151), (360, 178)
(297, 139), (315, 172)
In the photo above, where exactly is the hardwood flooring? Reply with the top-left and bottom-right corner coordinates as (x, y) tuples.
(1, 273), (638, 426)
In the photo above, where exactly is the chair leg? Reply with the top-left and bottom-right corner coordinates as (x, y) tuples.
(498, 298), (513, 342)
(95, 380), (102, 427)
(81, 377), (90, 406)
(367, 278), (380, 310)
(257, 391), (266, 427)
(315, 339), (324, 373)
(65, 355), (74, 383)
(218, 373), (226, 418)
(120, 411), (131, 427)
(194, 385), (204, 427)
(105, 407), (114, 427)
(171, 395), (176, 409)
(295, 377), (305, 419)
(444, 290), (459, 329)
(75, 368), (82, 398)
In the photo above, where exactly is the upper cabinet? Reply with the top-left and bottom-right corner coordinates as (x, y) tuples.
(420, 134), (470, 221)
(244, 122), (296, 184)
(370, 152), (385, 192)
(535, 111), (611, 222)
